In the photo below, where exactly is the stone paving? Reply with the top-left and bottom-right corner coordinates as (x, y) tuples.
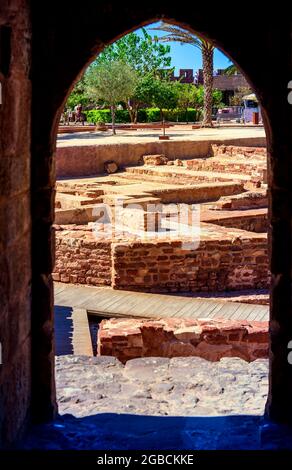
(20, 355), (274, 450)
(56, 355), (268, 417)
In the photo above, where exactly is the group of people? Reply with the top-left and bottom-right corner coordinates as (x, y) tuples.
(61, 104), (86, 125)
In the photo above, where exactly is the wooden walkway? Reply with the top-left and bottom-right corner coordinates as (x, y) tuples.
(54, 282), (269, 322)
(54, 305), (93, 356)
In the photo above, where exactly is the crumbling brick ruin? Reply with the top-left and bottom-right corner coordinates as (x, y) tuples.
(53, 144), (269, 295)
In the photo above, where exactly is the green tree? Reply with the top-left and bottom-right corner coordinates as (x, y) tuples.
(152, 22), (215, 127)
(85, 61), (138, 135)
(96, 28), (171, 74)
(141, 77), (178, 135)
(90, 28), (172, 123)
(135, 74), (178, 119)
(196, 85), (223, 108)
(65, 75), (91, 110)
(175, 83), (199, 123)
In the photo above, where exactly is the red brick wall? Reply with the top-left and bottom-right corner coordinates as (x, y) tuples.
(53, 229), (269, 292)
(112, 236), (269, 292)
(53, 230), (112, 285)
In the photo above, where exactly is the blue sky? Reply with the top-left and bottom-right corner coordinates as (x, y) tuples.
(141, 23), (231, 74)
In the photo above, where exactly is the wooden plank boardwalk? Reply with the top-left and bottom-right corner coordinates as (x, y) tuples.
(54, 282), (269, 322)
(54, 305), (93, 356)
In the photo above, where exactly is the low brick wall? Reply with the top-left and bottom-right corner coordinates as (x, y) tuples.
(53, 226), (269, 292)
(53, 229), (112, 285)
(112, 234), (269, 292)
(56, 139), (266, 178)
(98, 317), (268, 363)
(185, 158), (266, 181)
(211, 144), (267, 157)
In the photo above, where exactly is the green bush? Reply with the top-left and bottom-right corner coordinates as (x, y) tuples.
(85, 107), (202, 124)
(144, 108), (161, 122)
(85, 109), (110, 123)
(144, 108), (202, 123)
(164, 108), (202, 122)
(85, 109), (131, 124)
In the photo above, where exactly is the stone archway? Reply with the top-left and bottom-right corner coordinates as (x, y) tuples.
(30, 2), (292, 428)
(1, 1), (292, 447)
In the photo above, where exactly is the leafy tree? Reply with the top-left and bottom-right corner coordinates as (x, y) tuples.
(89, 28), (172, 123)
(135, 74), (178, 120)
(153, 80), (179, 116)
(66, 29), (172, 123)
(175, 83), (199, 122)
(85, 61), (138, 134)
(212, 89), (223, 107)
(95, 28), (171, 75)
(65, 75), (91, 110)
(196, 85), (223, 108)
(135, 76), (178, 135)
(152, 22), (215, 127)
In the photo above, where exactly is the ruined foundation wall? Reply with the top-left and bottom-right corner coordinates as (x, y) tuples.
(56, 138), (266, 178)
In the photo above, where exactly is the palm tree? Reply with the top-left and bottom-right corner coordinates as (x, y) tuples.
(152, 23), (214, 127)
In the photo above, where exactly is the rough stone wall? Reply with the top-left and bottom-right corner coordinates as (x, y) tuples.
(53, 229), (112, 285)
(0, 0), (32, 447)
(112, 235), (269, 292)
(98, 318), (268, 363)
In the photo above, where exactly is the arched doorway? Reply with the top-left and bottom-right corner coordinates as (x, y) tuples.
(29, 2), (292, 431)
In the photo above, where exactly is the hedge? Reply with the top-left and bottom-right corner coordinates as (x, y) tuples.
(85, 109), (131, 124)
(85, 108), (202, 124)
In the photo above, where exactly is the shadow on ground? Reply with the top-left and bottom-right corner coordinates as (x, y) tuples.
(20, 413), (268, 450)
(54, 306), (73, 355)
(57, 132), (194, 141)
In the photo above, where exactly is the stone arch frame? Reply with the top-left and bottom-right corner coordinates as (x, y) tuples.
(29, 2), (292, 427)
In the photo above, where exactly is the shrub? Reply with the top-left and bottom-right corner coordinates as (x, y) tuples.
(85, 107), (202, 124)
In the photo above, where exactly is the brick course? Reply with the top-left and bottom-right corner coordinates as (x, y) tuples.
(112, 233), (269, 292)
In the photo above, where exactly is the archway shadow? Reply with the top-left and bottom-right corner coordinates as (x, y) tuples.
(20, 412), (268, 450)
